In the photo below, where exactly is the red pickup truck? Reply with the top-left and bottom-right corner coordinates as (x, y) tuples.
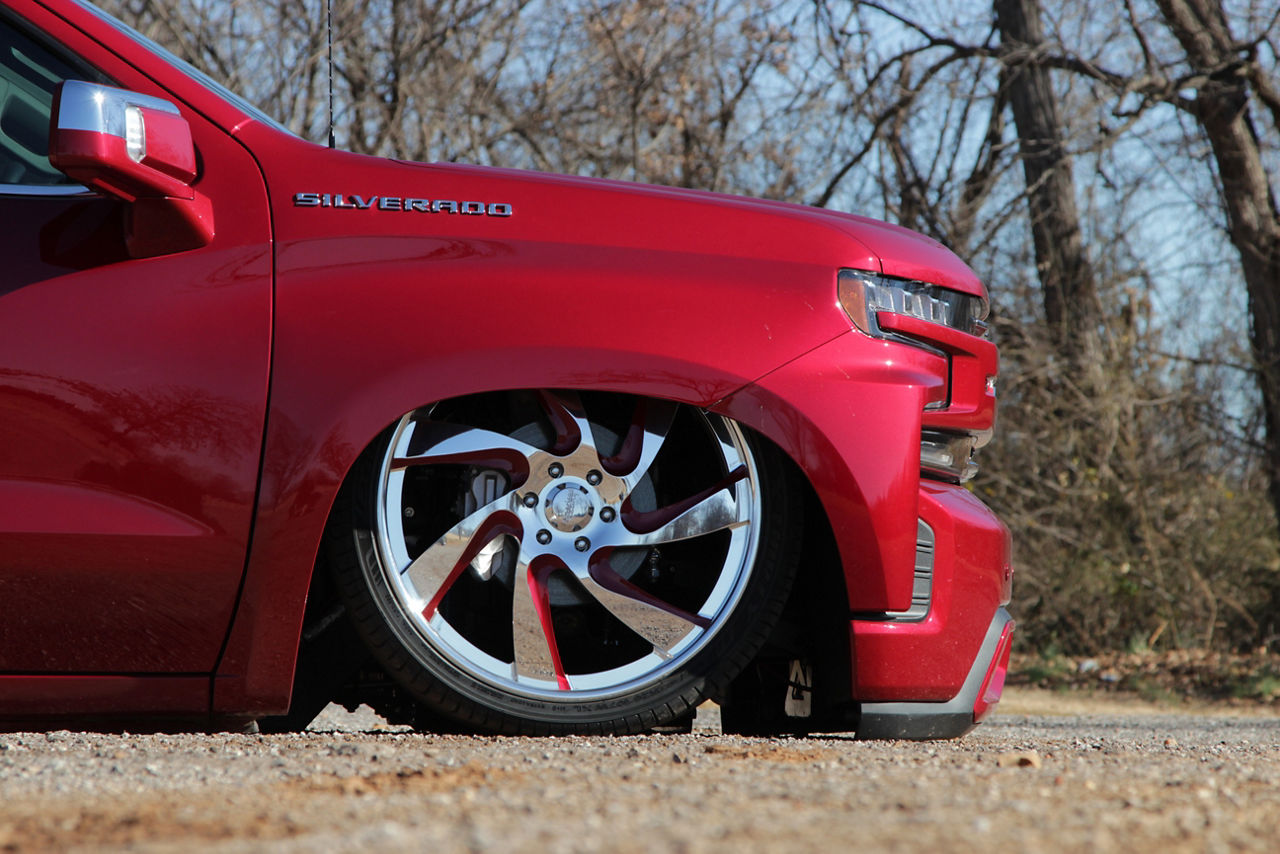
(0, 0), (1012, 737)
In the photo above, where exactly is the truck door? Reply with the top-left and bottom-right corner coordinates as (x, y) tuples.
(0, 7), (272, 674)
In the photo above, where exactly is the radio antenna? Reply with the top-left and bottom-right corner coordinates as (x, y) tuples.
(326, 0), (335, 148)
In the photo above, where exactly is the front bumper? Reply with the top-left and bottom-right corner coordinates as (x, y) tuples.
(715, 324), (1010, 738)
(857, 608), (1014, 739)
(851, 481), (1014, 738)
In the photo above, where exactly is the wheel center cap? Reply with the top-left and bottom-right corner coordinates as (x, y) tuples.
(545, 483), (594, 532)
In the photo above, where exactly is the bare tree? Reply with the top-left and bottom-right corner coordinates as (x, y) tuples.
(995, 0), (1102, 366)
(1151, 0), (1280, 521)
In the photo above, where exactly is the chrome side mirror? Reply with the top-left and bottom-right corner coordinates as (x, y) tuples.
(49, 81), (213, 257)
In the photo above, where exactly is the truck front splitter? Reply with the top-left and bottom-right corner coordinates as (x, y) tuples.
(855, 608), (1014, 740)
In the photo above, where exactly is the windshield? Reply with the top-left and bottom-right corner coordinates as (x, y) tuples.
(70, 0), (295, 137)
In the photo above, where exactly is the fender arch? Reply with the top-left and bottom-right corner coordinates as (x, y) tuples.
(213, 361), (784, 715)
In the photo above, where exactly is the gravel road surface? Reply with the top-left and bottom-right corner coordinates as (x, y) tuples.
(1, 693), (1277, 853)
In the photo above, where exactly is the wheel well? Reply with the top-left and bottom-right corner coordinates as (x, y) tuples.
(719, 430), (855, 732)
(271, 394), (854, 732)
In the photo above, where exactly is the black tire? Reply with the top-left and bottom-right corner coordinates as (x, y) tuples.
(328, 390), (800, 734)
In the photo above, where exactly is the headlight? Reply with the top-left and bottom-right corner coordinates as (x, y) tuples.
(838, 270), (988, 339)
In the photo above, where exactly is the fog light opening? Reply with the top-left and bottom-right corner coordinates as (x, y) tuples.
(921, 431), (979, 483)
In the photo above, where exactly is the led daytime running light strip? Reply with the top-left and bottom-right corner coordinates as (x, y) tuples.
(838, 270), (988, 338)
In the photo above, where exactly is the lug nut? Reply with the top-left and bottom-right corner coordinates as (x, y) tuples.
(523, 493), (538, 508)
(600, 507), (616, 523)
(536, 529), (552, 545)
(586, 470), (602, 485)
(574, 537), (590, 552)
(548, 463), (564, 478)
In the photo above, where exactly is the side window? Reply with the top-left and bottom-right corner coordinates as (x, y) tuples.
(0, 13), (104, 186)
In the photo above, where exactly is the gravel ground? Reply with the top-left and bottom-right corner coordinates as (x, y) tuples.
(1, 693), (1278, 853)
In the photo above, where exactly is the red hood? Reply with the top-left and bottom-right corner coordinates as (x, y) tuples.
(391, 158), (986, 298)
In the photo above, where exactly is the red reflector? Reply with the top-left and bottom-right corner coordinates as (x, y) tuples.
(972, 621), (1014, 722)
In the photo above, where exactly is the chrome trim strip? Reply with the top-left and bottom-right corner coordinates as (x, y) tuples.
(0, 183), (94, 197)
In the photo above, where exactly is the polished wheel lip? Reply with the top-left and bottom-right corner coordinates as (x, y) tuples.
(371, 395), (762, 703)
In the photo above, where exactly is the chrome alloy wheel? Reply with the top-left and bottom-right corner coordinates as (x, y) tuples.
(371, 391), (763, 702)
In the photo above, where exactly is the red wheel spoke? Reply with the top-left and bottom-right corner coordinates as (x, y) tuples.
(406, 503), (521, 617)
(580, 551), (709, 653)
(391, 422), (536, 485)
(601, 397), (677, 482)
(619, 466), (749, 544)
(537, 390), (592, 454)
(512, 554), (569, 688)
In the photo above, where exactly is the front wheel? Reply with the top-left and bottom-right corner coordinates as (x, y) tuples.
(329, 390), (800, 734)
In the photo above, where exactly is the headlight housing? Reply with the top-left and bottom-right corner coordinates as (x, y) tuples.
(838, 270), (988, 339)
